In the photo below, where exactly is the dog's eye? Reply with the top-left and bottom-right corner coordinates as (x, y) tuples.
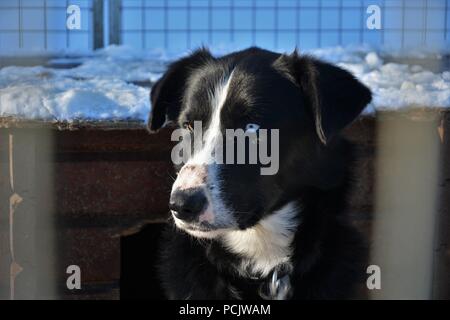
(245, 123), (260, 133)
(182, 121), (194, 132)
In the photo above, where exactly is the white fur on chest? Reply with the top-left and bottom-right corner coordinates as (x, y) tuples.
(221, 201), (300, 277)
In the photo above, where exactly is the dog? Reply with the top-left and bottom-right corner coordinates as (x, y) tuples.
(148, 47), (371, 299)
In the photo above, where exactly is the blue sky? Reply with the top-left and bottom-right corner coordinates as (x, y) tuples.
(0, 0), (449, 54)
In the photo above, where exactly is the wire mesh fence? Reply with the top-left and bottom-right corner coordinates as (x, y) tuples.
(0, 0), (449, 54)
(119, 0), (450, 52)
(0, 0), (96, 52)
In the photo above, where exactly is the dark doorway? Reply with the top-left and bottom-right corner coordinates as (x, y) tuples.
(120, 223), (166, 299)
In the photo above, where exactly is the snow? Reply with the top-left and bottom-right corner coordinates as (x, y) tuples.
(0, 65), (150, 121)
(311, 48), (450, 113)
(56, 46), (168, 82)
(365, 52), (383, 69)
(359, 56), (450, 112)
(0, 45), (449, 122)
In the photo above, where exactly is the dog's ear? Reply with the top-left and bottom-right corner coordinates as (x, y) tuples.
(148, 48), (213, 133)
(276, 52), (372, 144)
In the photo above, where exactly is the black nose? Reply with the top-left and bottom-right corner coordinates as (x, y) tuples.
(169, 188), (207, 222)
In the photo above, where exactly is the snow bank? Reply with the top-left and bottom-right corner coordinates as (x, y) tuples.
(56, 46), (168, 82)
(0, 65), (150, 121)
(0, 45), (449, 122)
(339, 53), (449, 113)
(309, 47), (450, 112)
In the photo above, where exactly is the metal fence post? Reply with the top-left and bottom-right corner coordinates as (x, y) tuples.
(93, 0), (104, 49)
(109, 0), (122, 45)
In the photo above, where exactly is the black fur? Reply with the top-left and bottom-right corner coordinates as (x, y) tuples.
(149, 47), (371, 300)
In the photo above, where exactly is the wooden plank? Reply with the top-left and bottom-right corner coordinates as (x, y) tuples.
(1, 109), (448, 131)
(0, 118), (147, 130)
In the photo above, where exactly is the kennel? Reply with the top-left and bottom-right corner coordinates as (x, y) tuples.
(0, 0), (449, 300)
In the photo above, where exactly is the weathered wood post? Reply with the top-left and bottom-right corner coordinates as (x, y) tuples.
(370, 112), (442, 299)
(0, 128), (56, 299)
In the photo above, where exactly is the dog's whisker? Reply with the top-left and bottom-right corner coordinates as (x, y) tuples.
(167, 171), (176, 182)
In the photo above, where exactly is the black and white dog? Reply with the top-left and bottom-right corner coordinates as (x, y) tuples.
(148, 47), (371, 300)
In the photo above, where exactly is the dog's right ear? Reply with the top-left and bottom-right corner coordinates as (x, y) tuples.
(274, 51), (371, 144)
(147, 48), (213, 133)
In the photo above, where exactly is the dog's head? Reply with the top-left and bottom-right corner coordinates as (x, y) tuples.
(149, 47), (371, 239)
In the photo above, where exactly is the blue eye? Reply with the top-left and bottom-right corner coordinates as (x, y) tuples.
(245, 123), (260, 133)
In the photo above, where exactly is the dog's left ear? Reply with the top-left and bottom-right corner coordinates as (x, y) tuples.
(276, 52), (372, 144)
(148, 48), (213, 133)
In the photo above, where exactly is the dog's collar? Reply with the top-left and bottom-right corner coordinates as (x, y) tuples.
(238, 263), (292, 300)
(204, 242), (293, 299)
(257, 264), (292, 300)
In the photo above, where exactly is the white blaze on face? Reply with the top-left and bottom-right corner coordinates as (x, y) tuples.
(171, 70), (237, 236)
(188, 70), (234, 166)
(171, 164), (207, 191)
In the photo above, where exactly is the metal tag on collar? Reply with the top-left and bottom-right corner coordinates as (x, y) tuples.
(259, 270), (291, 300)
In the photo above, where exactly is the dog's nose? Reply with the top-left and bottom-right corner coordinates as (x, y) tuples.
(169, 188), (207, 221)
